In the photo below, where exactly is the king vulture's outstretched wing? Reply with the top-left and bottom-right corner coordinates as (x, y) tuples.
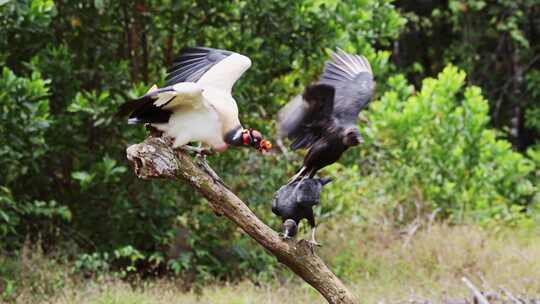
(117, 82), (206, 124)
(166, 47), (252, 93)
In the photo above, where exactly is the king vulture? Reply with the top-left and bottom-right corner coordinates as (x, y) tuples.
(277, 49), (375, 182)
(118, 47), (272, 153)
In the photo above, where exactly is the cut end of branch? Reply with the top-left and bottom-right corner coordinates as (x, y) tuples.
(126, 137), (180, 179)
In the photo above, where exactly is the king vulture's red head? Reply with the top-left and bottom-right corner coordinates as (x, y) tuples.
(225, 127), (272, 152)
(241, 128), (272, 152)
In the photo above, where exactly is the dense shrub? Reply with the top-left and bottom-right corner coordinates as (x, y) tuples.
(356, 66), (537, 223)
(396, 0), (540, 150)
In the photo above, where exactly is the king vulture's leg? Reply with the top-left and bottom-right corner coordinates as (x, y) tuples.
(180, 145), (215, 156)
(145, 124), (163, 137)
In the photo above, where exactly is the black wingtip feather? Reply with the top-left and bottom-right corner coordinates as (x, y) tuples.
(116, 96), (172, 124)
(116, 99), (143, 118)
(165, 47), (233, 86)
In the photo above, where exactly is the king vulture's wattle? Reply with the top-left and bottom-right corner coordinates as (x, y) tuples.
(118, 47), (272, 153)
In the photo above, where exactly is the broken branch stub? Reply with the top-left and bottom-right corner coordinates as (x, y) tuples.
(125, 137), (357, 304)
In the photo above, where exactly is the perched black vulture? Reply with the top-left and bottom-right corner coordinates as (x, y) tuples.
(277, 49), (375, 182)
(272, 177), (332, 245)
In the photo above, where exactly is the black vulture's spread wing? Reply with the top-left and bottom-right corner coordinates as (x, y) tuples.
(165, 47), (233, 86)
(277, 84), (335, 150)
(319, 49), (375, 125)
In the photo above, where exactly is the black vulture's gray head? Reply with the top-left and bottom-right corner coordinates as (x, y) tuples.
(282, 219), (298, 238)
(342, 127), (362, 147)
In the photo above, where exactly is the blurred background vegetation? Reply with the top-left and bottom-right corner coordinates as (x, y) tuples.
(1, 0), (540, 302)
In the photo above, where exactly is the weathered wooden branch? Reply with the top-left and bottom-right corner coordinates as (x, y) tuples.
(126, 137), (357, 304)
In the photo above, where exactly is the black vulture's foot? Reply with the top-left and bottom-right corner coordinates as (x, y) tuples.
(279, 232), (293, 240)
(306, 239), (321, 254)
(307, 227), (322, 251)
(307, 239), (322, 248)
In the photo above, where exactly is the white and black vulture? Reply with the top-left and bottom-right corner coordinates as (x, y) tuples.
(272, 178), (332, 246)
(277, 49), (375, 182)
(117, 47), (272, 153)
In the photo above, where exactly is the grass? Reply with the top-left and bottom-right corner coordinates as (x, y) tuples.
(3, 222), (540, 304)
(321, 222), (540, 302)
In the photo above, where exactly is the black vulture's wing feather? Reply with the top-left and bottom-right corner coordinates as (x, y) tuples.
(277, 84), (335, 150)
(165, 47), (233, 86)
(319, 49), (375, 125)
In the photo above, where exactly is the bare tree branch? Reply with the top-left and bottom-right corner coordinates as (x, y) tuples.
(125, 136), (357, 304)
(462, 277), (490, 304)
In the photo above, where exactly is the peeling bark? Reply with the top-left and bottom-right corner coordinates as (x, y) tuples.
(126, 137), (357, 304)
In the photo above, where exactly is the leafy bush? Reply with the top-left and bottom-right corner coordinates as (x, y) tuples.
(357, 66), (537, 223)
(396, 0), (540, 150)
(0, 67), (71, 248)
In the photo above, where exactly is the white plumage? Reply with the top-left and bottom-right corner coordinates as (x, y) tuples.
(118, 47), (254, 152)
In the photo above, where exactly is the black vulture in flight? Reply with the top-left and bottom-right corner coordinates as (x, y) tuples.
(277, 49), (375, 181)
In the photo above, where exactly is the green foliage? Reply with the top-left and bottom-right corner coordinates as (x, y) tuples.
(0, 67), (71, 248)
(0, 0), (56, 65)
(1, 0), (539, 289)
(397, 0), (540, 149)
(0, 67), (50, 184)
(525, 69), (540, 134)
(361, 66), (536, 223)
(0, 0), (406, 284)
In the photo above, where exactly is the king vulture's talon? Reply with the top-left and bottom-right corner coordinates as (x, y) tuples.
(179, 145), (206, 155)
(145, 124), (163, 137)
(201, 148), (216, 156)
